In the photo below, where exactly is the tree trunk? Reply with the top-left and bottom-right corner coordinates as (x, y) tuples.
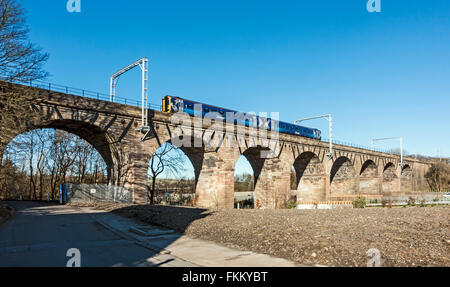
(150, 177), (157, 205)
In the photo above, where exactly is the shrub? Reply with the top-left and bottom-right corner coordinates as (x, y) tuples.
(352, 196), (366, 208)
(419, 199), (426, 207)
(407, 196), (416, 206)
(286, 200), (298, 209)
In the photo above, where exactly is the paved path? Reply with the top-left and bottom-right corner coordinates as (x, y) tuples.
(0, 202), (299, 267)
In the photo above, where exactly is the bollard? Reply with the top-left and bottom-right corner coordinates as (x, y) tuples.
(59, 184), (67, 204)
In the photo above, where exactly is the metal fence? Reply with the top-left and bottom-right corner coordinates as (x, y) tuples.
(321, 138), (391, 154)
(66, 184), (133, 204)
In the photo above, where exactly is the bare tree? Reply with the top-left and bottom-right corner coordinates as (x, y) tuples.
(27, 130), (35, 199)
(0, 1), (48, 154)
(147, 143), (186, 204)
(1, 129), (109, 201)
(234, 173), (254, 192)
(425, 163), (450, 192)
(0, 0), (49, 82)
(0, 0), (48, 155)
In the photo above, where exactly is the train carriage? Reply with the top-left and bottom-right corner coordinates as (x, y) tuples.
(162, 96), (321, 140)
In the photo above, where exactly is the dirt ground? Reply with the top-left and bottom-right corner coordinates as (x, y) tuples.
(68, 202), (450, 267)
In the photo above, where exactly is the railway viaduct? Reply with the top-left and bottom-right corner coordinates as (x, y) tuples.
(0, 81), (431, 209)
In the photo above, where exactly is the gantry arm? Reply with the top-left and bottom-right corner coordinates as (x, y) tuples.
(110, 57), (149, 136)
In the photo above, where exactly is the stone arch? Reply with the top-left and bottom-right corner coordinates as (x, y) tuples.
(0, 96), (158, 202)
(359, 159), (379, 194)
(384, 162), (397, 173)
(37, 119), (115, 167)
(360, 160), (378, 176)
(151, 128), (237, 209)
(241, 146), (269, 188)
(1, 125), (114, 201)
(145, 140), (197, 205)
(145, 127), (206, 191)
(149, 133), (208, 206)
(401, 164), (412, 173)
(233, 155), (255, 208)
(4, 119), (117, 183)
(382, 162), (398, 193)
(240, 145), (291, 209)
(400, 164), (413, 192)
(330, 156), (358, 196)
(292, 151), (326, 202)
(177, 146), (204, 188)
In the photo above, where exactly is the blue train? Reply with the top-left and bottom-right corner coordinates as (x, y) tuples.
(161, 96), (322, 140)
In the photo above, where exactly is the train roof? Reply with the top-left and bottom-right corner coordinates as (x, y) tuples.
(166, 96), (321, 131)
(168, 96), (241, 114)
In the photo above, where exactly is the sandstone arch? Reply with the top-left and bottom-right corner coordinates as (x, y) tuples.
(292, 151), (326, 202)
(359, 159), (379, 194)
(330, 156), (358, 196)
(382, 162), (398, 193)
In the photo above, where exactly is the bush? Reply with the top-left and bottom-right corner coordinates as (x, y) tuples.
(419, 199), (426, 207)
(352, 196), (366, 208)
(286, 200), (298, 209)
(407, 196), (416, 206)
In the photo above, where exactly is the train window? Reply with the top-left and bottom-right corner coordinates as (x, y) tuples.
(187, 104), (193, 110)
(204, 107), (210, 113)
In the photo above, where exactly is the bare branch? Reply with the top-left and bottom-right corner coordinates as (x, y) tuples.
(0, 0), (49, 82)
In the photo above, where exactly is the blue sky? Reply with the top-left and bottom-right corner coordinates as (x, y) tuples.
(20, 0), (450, 172)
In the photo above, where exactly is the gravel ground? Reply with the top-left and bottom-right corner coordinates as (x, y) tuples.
(69, 202), (450, 267)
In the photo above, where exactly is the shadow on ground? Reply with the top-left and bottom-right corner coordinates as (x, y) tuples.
(0, 201), (212, 267)
(110, 204), (214, 232)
